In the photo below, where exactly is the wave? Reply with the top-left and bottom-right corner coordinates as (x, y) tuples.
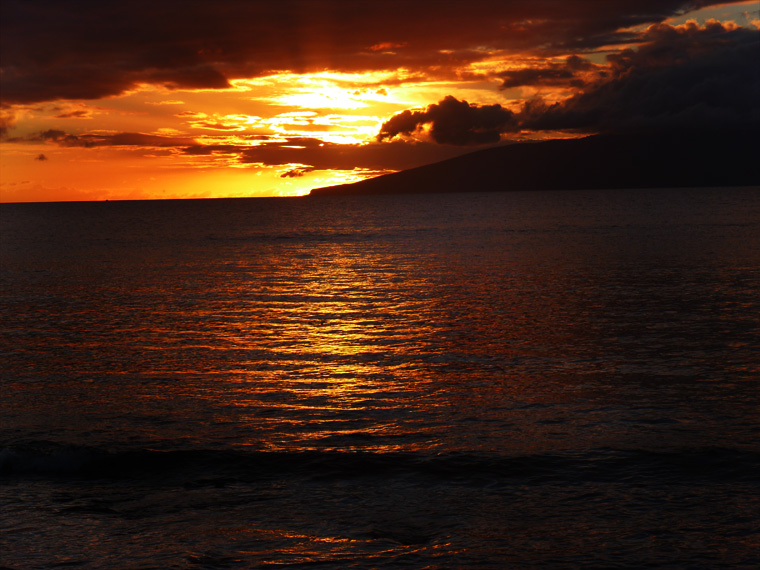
(204, 230), (382, 243)
(3, 442), (758, 487)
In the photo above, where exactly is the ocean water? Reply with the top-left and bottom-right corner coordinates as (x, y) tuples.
(1, 188), (759, 569)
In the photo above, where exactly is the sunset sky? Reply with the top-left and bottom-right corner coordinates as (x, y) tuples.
(1, 0), (758, 202)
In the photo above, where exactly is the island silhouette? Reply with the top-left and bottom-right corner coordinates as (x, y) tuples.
(310, 129), (758, 196)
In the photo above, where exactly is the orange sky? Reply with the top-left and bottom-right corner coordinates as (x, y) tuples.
(1, 1), (757, 202)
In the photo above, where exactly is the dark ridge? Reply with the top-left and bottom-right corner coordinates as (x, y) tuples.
(309, 129), (759, 196)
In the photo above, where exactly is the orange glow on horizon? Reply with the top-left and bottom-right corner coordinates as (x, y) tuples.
(0, 67), (510, 202)
(1, 4), (755, 202)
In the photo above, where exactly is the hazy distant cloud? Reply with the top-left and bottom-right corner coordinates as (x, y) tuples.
(183, 144), (243, 156)
(0, 0), (744, 104)
(378, 96), (518, 145)
(37, 130), (198, 148)
(0, 109), (16, 137)
(35, 153), (48, 161)
(53, 109), (92, 119)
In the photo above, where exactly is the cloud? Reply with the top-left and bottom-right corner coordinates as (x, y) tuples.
(235, 137), (470, 171)
(53, 109), (92, 119)
(38, 130), (198, 148)
(0, 109), (16, 137)
(0, 0), (743, 104)
(280, 166), (315, 178)
(377, 96), (518, 145)
(498, 56), (598, 89)
(167, 136), (470, 171)
(519, 21), (760, 133)
(35, 153), (48, 161)
(183, 144), (243, 156)
(377, 20), (759, 145)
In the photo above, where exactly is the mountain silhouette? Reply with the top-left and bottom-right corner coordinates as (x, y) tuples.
(309, 130), (758, 196)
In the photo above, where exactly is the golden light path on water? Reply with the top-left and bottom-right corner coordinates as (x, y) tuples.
(198, 238), (445, 452)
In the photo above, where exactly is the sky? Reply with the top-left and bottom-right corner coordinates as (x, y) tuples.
(1, 0), (758, 202)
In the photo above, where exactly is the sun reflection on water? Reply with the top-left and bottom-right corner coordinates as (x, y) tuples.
(201, 237), (447, 452)
(3, 192), (759, 458)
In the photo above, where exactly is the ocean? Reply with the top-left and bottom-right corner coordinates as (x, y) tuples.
(1, 188), (759, 569)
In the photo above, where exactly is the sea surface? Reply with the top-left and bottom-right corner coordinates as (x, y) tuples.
(1, 188), (759, 569)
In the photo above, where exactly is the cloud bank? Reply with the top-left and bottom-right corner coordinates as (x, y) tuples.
(379, 21), (759, 143)
(2, 0), (756, 201)
(522, 21), (760, 133)
(1, 0), (748, 104)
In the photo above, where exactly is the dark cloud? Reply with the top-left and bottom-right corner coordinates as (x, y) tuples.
(183, 144), (243, 156)
(236, 137), (470, 171)
(519, 22), (760, 133)
(378, 21), (759, 145)
(38, 129), (198, 148)
(143, 65), (230, 90)
(54, 109), (92, 119)
(498, 56), (598, 89)
(35, 153), (47, 161)
(0, 0), (741, 104)
(193, 121), (243, 131)
(377, 96), (518, 145)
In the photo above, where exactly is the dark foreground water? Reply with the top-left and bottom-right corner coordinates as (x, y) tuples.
(1, 188), (759, 569)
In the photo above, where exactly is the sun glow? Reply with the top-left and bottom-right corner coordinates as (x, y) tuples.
(2, 60), (529, 201)
(233, 71), (417, 109)
(1, 0), (754, 203)
(276, 88), (371, 110)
